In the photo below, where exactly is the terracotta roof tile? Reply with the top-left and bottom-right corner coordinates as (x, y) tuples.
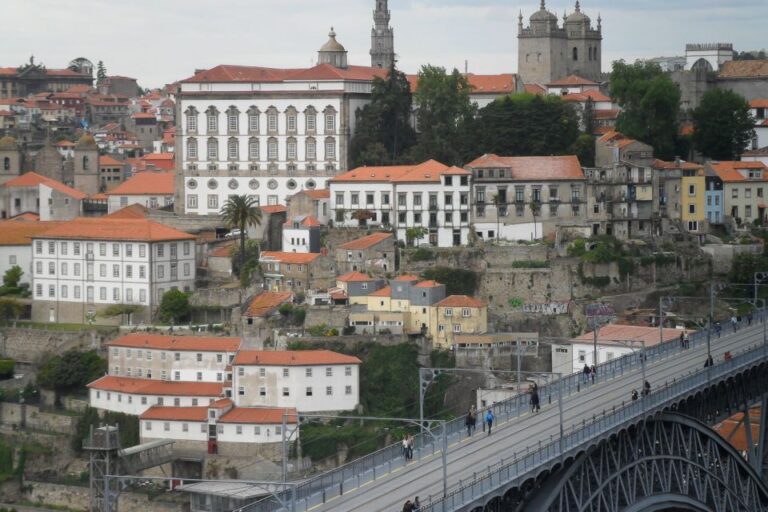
(260, 205), (287, 214)
(33, 218), (195, 242)
(465, 155), (585, 181)
(10, 212), (40, 221)
(547, 75), (598, 87)
(245, 291), (294, 318)
(337, 271), (372, 282)
(652, 159), (703, 171)
(435, 295), (487, 308)
(106, 333), (241, 352)
(232, 350), (361, 366)
(594, 109), (620, 120)
(749, 99), (768, 109)
(395, 274), (420, 281)
(284, 215), (322, 228)
(708, 161), (767, 182)
(260, 251), (320, 264)
(571, 324), (693, 347)
(99, 155), (124, 167)
(368, 285), (392, 298)
(88, 376), (226, 396)
(330, 160), (464, 184)
(301, 189), (330, 199)
(219, 407), (298, 424)
(407, 74), (516, 95)
(0, 220), (63, 246)
(719, 60), (768, 79)
(209, 243), (234, 258)
(562, 90), (612, 103)
(414, 280), (442, 288)
(3, 172), (87, 199)
(339, 232), (393, 250)
(140, 406), (209, 421)
(183, 64), (387, 84)
(524, 84), (546, 95)
(105, 204), (151, 219)
(106, 171), (174, 196)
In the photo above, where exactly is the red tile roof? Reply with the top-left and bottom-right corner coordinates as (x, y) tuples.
(0, 220), (63, 246)
(232, 350), (361, 366)
(368, 285), (392, 298)
(337, 271), (372, 283)
(406, 74), (516, 95)
(183, 63), (387, 84)
(33, 218), (195, 242)
(10, 212), (40, 221)
(140, 406), (209, 422)
(260, 251), (320, 264)
(331, 160), (466, 184)
(594, 109), (620, 120)
(106, 333), (241, 352)
(106, 171), (175, 196)
(99, 155), (124, 167)
(524, 84), (546, 95)
(562, 90), (612, 103)
(106, 204), (151, 219)
(719, 60), (768, 79)
(245, 291), (294, 318)
(219, 407), (298, 424)
(339, 232), (393, 250)
(131, 112), (156, 120)
(465, 155), (585, 181)
(415, 280), (442, 288)
(570, 324), (693, 347)
(3, 171), (87, 199)
(209, 243), (234, 258)
(301, 189), (330, 199)
(547, 75), (598, 87)
(284, 215), (322, 228)
(709, 161), (767, 182)
(260, 205), (287, 214)
(435, 295), (487, 308)
(394, 274), (420, 281)
(652, 159), (703, 171)
(88, 376), (226, 396)
(749, 99), (768, 109)
(141, 153), (175, 171)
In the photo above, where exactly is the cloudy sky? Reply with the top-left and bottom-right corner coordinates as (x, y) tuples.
(5, 0), (766, 87)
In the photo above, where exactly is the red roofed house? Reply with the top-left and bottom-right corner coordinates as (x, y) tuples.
(1, 171), (86, 221)
(329, 160), (472, 247)
(241, 291), (294, 344)
(706, 160), (768, 225)
(0, 57), (93, 99)
(545, 74), (600, 96)
(105, 170), (175, 213)
(30, 217), (197, 324)
(282, 215), (322, 253)
(259, 251), (335, 293)
(141, 153), (175, 172)
(430, 295), (488, 347)
(98, 155), (127, 192)
(464, 155), (586, 240)
(595, 130), (654, 168)
(286, 188), (331, 225)
(0, 220), (63, 286)
(335, 232), (394, 275)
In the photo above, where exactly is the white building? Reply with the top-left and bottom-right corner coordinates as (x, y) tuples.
(685, 43), (734, 71)
(232, 349), (361, 413)
(175, 29), (388, 217)
(30, 217), (196, 324)
(0, 172), (85, 221)
(105, 170), (175, 214)
(551, 324), (692, 375)
(282, 215), (322, 253)
(328, 160), (472, 247)
(106, 333), (241, 383)
(0, 220), (62, 287)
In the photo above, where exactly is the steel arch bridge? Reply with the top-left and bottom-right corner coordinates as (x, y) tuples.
(465, 361), (768, 512)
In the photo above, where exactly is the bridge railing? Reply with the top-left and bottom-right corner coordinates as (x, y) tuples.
(423, 335), (768, 511)
(262, 311), (765, 511)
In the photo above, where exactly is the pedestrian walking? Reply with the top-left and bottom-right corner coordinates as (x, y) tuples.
(631, 389), (638, 401)
(748, 312), (753, 326)
(731, 314), (738, 332)
(704, 354), (714, 367)
(406, 435), (414, 461)
(402, 499), (414, 512)
(715, 322), (722, 338)
(643, 380), (651, 397)
(465, 408), (475, 437)
(470, 405), (477, 434)
(530, 390), (540, 413)
(590, 365), (596, 384)
(679, 332), (685, 349)
(582, 363), (590, 383)
(683, 331), (690, 349)
(485, 409), (494, 435)
(402, 435), (409, 462)
(413, 497), (421, 511)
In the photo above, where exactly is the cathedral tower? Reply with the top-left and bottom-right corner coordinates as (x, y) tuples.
(370, 0), (395, 69)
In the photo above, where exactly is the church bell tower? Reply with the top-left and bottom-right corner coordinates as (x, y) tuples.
(370, 0), (395, 69)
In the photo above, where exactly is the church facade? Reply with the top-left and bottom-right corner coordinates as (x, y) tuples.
(517, 1), (602, 85)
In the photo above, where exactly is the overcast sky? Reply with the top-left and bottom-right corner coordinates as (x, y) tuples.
(5, 0), (766, 88)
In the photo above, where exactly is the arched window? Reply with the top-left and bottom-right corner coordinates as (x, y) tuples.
(305, 138), (316, 161)
(324, 137), (336, 160)
(266, 107), (278, 133)
(227, 138), (239, 160)
(267, 138), (278, 160)
(305, 106), (317, 132)
(226, 106), (240, 133)
(285, 106), (297, 133)
(248, 138), (259, 161)
(247, 106), (260, 133)
(206, 106), (219, 134)
(187, 138), (198, 159)
(572, 47), (578, 61)
(286, 137), (297, 161)
(185, 107), (198, 133)
(3, 157), (9, 171)
(207, 138), (218, 160)
(323, 106), (337, 134)
(82, 155), (89, 170)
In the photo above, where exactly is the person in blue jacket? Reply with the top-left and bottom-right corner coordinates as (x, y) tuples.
(485, 409), (495, 435)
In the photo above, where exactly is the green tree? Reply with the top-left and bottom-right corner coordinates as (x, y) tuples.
(471, 93), (580, 158)
(2, 266), (22, 289)
(692, 88), (755, 161)
(729, 253), (768, 284)
(734, 50), (767, 61)
(570, 133), (596, 167)
(405, 226), (428, 247)
(230, 239), (261, 287)
(350, 65), (416, 166)
(220, 195), (263, 276)
(407, 65), (476, 165)
(421, 267), (478, 295)
(96, 61), (107, 84)
(158, 289), (191, 324)
(610, 60), (681, 159)
(0, 298), (23, 321)
(38, 350), (106, 393)
(100, 304), (142, 325)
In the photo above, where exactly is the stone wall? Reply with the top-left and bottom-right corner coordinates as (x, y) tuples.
(304, 305), (350, 329)
(0, 328), (107, 364)
(701, 243), (763, 275)
(0, 402), (77, 434)
(24, 482), (89, 511)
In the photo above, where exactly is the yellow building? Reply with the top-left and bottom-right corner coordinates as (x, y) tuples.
(430, 295), (489, 348)
(681, 171), (706, 233)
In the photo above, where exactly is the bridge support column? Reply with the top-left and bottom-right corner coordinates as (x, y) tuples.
(759, 394), (768, 483)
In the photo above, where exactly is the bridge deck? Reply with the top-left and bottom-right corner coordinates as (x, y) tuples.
(310, 321), (767, 512)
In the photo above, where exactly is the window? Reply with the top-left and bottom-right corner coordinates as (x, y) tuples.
(173, 397), (180, 406)
(453, 324), (461, 333)
(228, 109), (239, 132)
(445, 308), (453, 317)
(208, 195), (218, 209)
(268, 139), (278, 160)
(306, 138), (316, 160)
(326, 367), (333, 377)
(746, 188), (752, 199)
(306, 387), (313, 396)
(326, 386), (333, 396)
(268, 111), (278, 132)
(228, 138), (239, 159)
(186, 110), (197, 132)
(48, 262), (55, 275)
(182, 423), (189, 433)
(345, 366), (352, 377)
(325, 138), (336, 159)
(61, 285), (68, 298)
(287, 139), (297, 160)
(207, 138), (218, 160)
(145, 421), (152, 431)
(236, 425), (243, 435)
(254, 426), (261, 435)
(325, 113), (335, 132)
(207, 109), (218, 133)
(732, 189), (739, 199)
(259, 387), (266, 396)
(174, 371), (180, 381)
(164, 422), (170, 432)
(259, 368), (266, 377)
(351, 193), (359, 206)
(249, 139), (259, 160)
(282, 387), (290, 397)
(345, 385), (352, 395)
(113, 265), (119, 278)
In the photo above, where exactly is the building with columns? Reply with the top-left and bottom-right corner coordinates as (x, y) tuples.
(517, 1), (603, 85)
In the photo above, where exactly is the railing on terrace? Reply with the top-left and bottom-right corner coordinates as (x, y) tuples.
(253, 310), (767, 512)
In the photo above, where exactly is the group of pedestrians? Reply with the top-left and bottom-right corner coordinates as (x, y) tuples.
(465, 405), (496, 437)
(401, 434), (414, 462)
(582, 364), (596, 384)
(631, 381), (652, 401)
(402, 496), (421, 511)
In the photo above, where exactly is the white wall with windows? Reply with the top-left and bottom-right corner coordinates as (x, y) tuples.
(0, 244), (32, 286)
(141, 419), (208, 443)
(217, 421), (298, 444)
(232, 363), (359, 413)
(108, 345), (237, 384)
(108, 194), (174, 214)
(88, 386), (221, 416)
(282, 226), (313, 253)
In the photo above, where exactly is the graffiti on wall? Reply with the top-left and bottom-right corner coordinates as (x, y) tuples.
(518, 301), (572, 315)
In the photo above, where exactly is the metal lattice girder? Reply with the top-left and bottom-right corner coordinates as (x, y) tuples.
(521, 413), (768, 512)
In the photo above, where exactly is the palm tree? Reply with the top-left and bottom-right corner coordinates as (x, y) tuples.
(220, 195), (262, 272)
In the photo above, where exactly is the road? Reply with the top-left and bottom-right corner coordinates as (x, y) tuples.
(311, 321), (767, 512)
